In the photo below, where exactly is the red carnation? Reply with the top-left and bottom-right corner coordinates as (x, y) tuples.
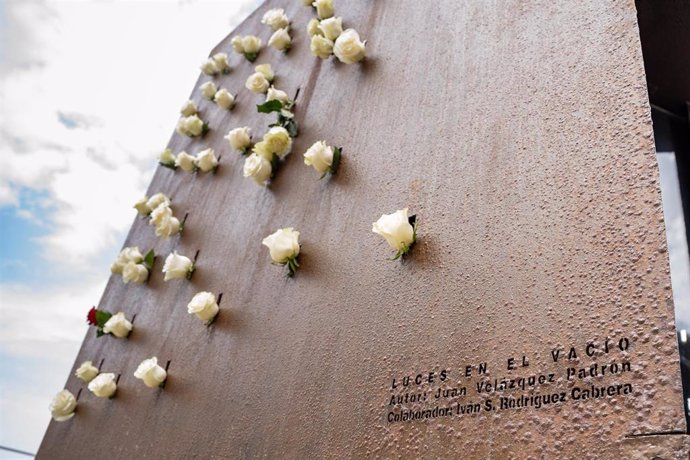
(87, 307), (97, 326)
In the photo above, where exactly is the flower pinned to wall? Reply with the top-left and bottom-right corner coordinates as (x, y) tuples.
(201, 53), (230, 76)
(262, 227), (300, 276)
(310, 35), (334, 59)
(111, 246), (155, 282)
(262, 8), (290, 30)
(231, 35), (262, 62)
(50, 390), (76, 422)
(334, 29), (366, 64)
(87, 307), (133, 338)
(268, 28), (292, 52)
(159, 148), (176, 170)
(243, 153), (273, 186)
(303, 141), (341, 178)
(180, 100), (198, 117)
(175, 151), (197, 173)
(163, 251), (195, 281)
(147, 193), (170, 211)
(246, 64), (274, 94)
(88, 373), (117, 398)
(200, 81), (218, 101)
(225, 127), (252, 155)
(187, 291), (220, 325)
(196, 148), (219, 173)
(214, 88), (236, 110)
(176, 114), (208, 138)
(319, 17), (343, 41)
(134, 357), (167, 388)
(313, 0), (334, 19)
(307, 18), (322, 37)
(256, 87), (299, 138)
(75, 361), (100, 383)
(372, 208), (417, 260)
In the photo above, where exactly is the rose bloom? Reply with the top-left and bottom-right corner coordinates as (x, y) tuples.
(134, 357), (167, 388)
(88, 373), (117, 398)
(262, 227), (300, 264)
(303, 141), (334, 174)
(225, 127), (252, 152)
(372, 208), (415, 251)
(163, 251), (194, 281)
(334, 29), (366, 64)
(187, 291), (220, 322)
(243, 153), (272, 185)
(50, 390), (77, 421)
(311, 35), (334, 59)
(245, 72), (270, 94)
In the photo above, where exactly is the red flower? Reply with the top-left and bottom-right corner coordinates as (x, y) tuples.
(87, 307), (97, 326)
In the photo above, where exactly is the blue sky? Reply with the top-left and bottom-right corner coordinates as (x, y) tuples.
(0, 0), (258, 455)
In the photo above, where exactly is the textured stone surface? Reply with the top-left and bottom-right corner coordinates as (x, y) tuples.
(38, 0), (687, 458)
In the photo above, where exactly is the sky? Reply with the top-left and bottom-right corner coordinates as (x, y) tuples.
(0, 1), (689, 458)
(0, 0), (257, 456)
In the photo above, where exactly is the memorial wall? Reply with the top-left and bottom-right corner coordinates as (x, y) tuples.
(39, 0), (689, 458)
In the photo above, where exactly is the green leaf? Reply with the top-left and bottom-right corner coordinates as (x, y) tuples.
(186, 263), (195, 280)
(245, 52), (258, 62)
(270, 153), (280, 175)
(96, 328), (105, 338)
(330, 147), (342, 175)
(95, 310), (112, 329)
(144, 249), (155, 270)
(257, 100), (283, 114)
(201, 123), (209, 137)
(284, 119), (298, 138)
(159, 162), (177, 170)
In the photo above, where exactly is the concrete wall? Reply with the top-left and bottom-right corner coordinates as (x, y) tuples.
(39, 1), (688, 458)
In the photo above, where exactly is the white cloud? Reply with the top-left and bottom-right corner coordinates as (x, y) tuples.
(0, 0), (258, 453)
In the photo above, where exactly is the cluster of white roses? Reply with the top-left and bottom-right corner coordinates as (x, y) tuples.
(306, 0), (366, 64)
(200, 81), (236, 110)
(110, 246), (154, 284)
(200, 52), (230, 76)
(242, 126), (293, 185)
(159, 147), (219, 174)
(231, 34), (262, 62)
(245, 63), (275, 94)
(50, 356), (169, 419)
(133, 192), (184, 240)
(261, 8), (292, 52)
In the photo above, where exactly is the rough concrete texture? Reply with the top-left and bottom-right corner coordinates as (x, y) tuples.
(38, 0), (688, 458)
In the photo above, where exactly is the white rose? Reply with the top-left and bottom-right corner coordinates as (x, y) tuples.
(200, 58), (219, 76)
(308, 18), (323, 37)
(187, 291), (220, 322)
(225, 127), (252, 152)
(159, 148), (175, 167)
(200, 81), (217, 100)
(75, 361), (99, 383)
(180, 100), (197, 116)
(372, 208), (415, 251)
(163, 251), (194, 281)
(195, 148), (218, 173)
(319, 17), (342, 41)
(122, 262), (148, 284)
(134, 357), (167, 388)
(334, 29), (366, 64)
(245, 72), (270, 94)
(175, 151), (197, 173)
(133, 197), (152, 217)
(176, 114), (205, 137)
(252, 140), (274, 161)
(242, 35), (262, 54)
(266, 86), (289, 105)
(155, 215), (181, 239)
(256, 63), (274, 81)
(88, 373), (117, 398)
(264, 126), (292, 159)
(243, 153), (272, 185)
(146, 193), (170, 210)
(261, 8), (289, 31)
(214, 88), (235, 110)
(103, 312), (133, 338)
(212, 52), (229, 73)
(303, 141), (334, 174)
(49, 390), (76, 422)
(310, 35), (334, 59)
(231, 36), (244, 53)
(268, 28), (292, 52)
(313, 0), (334, 19)
(111, 247), (143, 275)
(262, 227), (300, 264)
(150, 203), (173, 227)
